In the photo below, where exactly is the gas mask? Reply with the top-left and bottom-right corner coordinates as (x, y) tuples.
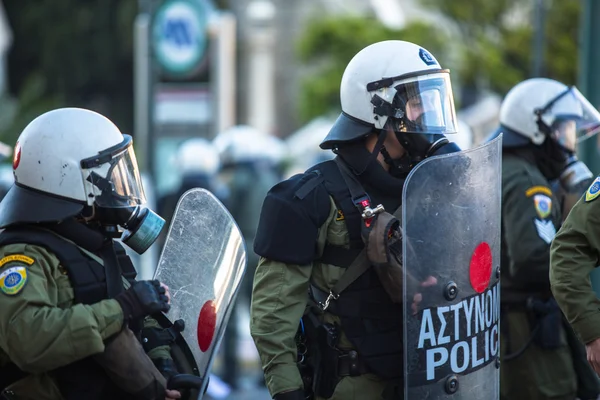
(533, 87), (600, 181)
(81, 135), (165, 254)
(370, 71), (461, 177)
(379, 130), (461, 179)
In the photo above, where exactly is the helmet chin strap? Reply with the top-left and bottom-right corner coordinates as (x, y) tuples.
(373, 128), (412, 179)
(380, 146), (413, 179)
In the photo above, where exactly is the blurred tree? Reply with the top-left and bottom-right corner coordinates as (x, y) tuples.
(420, 0), (580, 97)
(295, 16), (450, 123)
(296, 1), (580, 122)
(1, 0), (137, 146)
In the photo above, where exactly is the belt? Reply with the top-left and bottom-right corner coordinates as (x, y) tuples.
(338, 350), (370, 377)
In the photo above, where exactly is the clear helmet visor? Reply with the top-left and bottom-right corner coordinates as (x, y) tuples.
(81, 135), (147, 208)
(392, 72), (459, 135)
(544, 87), (600, 151)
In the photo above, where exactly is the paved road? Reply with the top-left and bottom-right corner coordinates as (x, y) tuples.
(222, 388), (270, 400)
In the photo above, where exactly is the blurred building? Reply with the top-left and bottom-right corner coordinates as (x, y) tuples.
(228, 0), (435, 138)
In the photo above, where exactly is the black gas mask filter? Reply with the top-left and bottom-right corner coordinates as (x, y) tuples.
(378, 127), (461, 179)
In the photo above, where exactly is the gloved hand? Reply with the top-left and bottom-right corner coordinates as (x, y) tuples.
(273, 389), (305, 400)
(115, 280), (170, 321)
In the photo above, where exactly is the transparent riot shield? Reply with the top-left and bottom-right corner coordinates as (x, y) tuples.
(403, 136), (501, 399)
(154, 188), (247, 397)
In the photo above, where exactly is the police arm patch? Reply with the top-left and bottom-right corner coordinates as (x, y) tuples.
(585, 176), (600, 202)
(533, 194), (552, 219)
(534, 219), (556, 244)
(525, 186), (552, 197)
(0, 254), (34, 268)
(0, 266), (28, 295)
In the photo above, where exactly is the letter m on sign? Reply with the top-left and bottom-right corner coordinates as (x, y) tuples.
(164, 18), (194, 47)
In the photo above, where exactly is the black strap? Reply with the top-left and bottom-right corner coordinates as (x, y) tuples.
(98, 243), (123, 298)
(331, 250), (369, 297)
(311, 250), (371, 312)
(114, 242), (137, 283)
(317, 161), (364, 249)
(319, 245), (362, 268)
(294, 171), (324, 200)
(333, 157), (371, 212)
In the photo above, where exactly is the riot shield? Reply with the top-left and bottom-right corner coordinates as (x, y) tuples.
(402, 136), (501, 399)
(154, 188), (247, 397)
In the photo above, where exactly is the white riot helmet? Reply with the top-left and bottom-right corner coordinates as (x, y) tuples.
(176, 137), (221, 176)
(0, 108), (164, 254)
(496, 78), (600, 152)
(320, 40), (460, 165)
(213, 125), (287, 167)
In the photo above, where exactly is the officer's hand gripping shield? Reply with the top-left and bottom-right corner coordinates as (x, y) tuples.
(154, 188), (247, 398)
(402, 136), (501, 399)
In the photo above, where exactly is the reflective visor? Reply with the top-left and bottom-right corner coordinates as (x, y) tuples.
(544, 87), (600, 149)
(81, 135), (146, 207)
(392, 72), (458, 135)
(104, 145), (146, 205)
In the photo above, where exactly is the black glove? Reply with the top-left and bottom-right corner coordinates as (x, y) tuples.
(274, 389), (305, 400)
(153, 358), (178, 380)
(115, 280), (170, 321)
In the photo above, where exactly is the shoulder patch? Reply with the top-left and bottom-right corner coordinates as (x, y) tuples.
(533, 194), (552, 219)
(0, 266), (28, 295)
(0, 254), (34, 268)
(534, 219), (556, 244)
(585, 177), (600, 202)
(525, 186), (552, 197)
(336, 209), (345, 221)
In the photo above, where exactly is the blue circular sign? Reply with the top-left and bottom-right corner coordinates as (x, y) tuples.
(153, 0), (207, 76)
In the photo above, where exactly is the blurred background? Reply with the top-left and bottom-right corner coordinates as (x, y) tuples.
(1, 0), (600, 399)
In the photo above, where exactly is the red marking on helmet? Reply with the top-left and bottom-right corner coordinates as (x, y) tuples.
(13, 142), (21, 170)
(197, 300), (217, 352)
(469, 242), (492, 293)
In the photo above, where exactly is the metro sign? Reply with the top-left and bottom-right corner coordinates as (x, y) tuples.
(153, 0), (207, 77)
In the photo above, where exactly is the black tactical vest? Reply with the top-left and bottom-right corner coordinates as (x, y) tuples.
(0, 225), (137, 400)
(307, 160), (404, 379)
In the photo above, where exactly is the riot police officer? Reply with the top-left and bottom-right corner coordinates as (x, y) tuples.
(250, 41), (462, 400)
(488, 78), (600, 400)
(157, 137), (228, 247)
(0, 108), (183, 399)
(213, 125), (286, 388)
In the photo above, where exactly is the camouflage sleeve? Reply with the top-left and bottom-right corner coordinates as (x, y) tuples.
(550, 177), (600, 343)
(502, 167), (559, 287)
(143, 317), (172, 360)
(0, 244), (123, 373)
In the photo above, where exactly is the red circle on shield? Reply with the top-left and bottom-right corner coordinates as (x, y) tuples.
(197, 300), (217, 352)
(13, 142), (21, 170)
(469, 242), (492, 293)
